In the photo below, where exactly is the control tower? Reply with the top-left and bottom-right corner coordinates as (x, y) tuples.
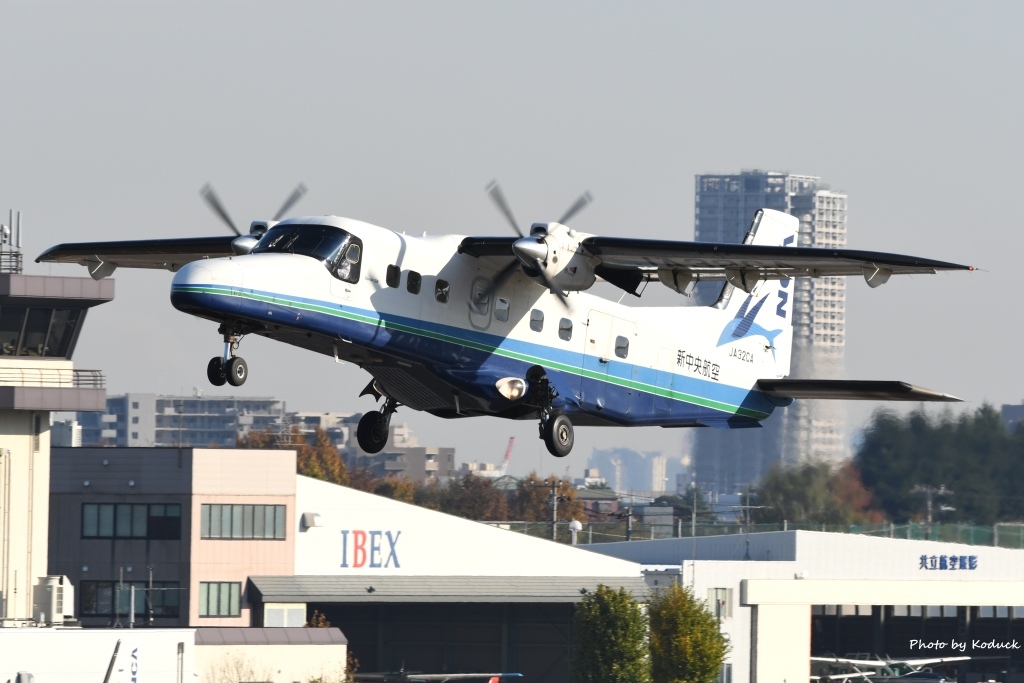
(0, 210), (113, 625)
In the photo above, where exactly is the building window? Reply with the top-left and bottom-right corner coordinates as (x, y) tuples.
(131, 416), (138, 424)
(199, 582), (242, 617)
(200, 504), (286, 540)
(81, 503), (181, 540)
(434, 279), (450, 304)
(708, 587), (732, 620)
(132, 402), (139, 409)
(407, 271), (422, 295)
(530, 309), (544, 332)
(559, 318), (573, 341)
(79, 580), (180, 618)
(386, 265), (400, 288)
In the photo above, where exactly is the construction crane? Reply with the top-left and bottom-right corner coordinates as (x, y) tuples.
(499, 437), (515, 477)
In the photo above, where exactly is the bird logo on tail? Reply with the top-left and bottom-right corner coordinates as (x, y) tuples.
(716, 294), (783, 358)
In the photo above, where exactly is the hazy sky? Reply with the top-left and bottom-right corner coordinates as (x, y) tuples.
(1, 1), (1018, 478)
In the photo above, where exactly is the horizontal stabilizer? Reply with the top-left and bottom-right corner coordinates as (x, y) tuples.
(757, 379), (961, 402)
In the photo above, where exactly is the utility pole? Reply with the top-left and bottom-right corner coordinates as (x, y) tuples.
(550, 479), (558, 541)
(911, 484), (953, 540)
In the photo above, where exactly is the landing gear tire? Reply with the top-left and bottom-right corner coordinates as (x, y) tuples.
(226, 357), (248, 387)
(357, 411), (390, 454)
(207, 357), (227, 387)
(543, 413), (574, 458)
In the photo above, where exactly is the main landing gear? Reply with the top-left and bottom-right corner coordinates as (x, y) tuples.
(531, 369), (574, 458)
(356, 397), (399, 454)
(207, 325), (248, 387)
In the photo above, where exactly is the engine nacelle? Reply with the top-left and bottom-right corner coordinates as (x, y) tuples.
(520, 222), (599, 292)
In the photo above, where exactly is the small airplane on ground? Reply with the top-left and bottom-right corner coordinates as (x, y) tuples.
(354, 672), (522, 682)
(38, 183), (971, 457)
(811, 655), (971, 683)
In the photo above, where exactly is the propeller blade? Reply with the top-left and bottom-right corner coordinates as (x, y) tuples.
(558, 191), (592, 225)
(200, 183), (241, 236)
(273, 183), (308, 221)
(532, 258), (569, 308)
(477, 259), (520, 304)
(486, 180), (524, 238)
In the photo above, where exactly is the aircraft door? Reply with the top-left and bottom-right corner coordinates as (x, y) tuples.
(580, 310), (636, 418)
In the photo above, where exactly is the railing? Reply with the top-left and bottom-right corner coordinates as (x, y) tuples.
(0, 251), (23, 274)
(484, 520), (1024, 549)
(0, 367), (105, 389)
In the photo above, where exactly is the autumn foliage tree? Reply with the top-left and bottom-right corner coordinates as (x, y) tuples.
(238, 426), (348, 486)
(751, 460), (882, 525)
(513, 472), (583, 522)
(572, 584), (651, 683)
(649, 583), (729, 683)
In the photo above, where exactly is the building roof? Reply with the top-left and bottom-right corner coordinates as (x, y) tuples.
(249, 575), (649, 604)
(195, 626), (347, 645)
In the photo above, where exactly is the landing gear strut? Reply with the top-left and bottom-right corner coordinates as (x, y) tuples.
(531, 370), (574, 457)
(207, 325), (248, 387)
(357, 396), (399, 454)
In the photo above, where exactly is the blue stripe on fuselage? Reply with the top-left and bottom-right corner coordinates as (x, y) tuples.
(170, 284), (776, 423)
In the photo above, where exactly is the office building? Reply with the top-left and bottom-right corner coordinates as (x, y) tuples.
(692, 170), (848, 494)
(77, 392), (287, 447)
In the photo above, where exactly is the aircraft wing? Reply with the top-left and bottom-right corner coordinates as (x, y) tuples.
(758, 380), (962, 402)
(577, 237), (971, 280)
(896, 657), (970, 666)
(36, 236), (238, 278)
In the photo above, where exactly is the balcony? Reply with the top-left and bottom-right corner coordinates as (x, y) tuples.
(0, 366), (106, 411)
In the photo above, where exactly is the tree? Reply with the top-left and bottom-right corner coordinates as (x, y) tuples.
(648, 583), (729, 683)
(572, 584), (651, 683)
(855, 405), (1019, 524)
(296, 428), (349, 486)
(512, 472), (583, 522)
(750, 460), (883, 525)
(238, 426), (348, 486)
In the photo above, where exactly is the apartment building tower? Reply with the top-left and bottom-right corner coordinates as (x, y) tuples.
(692, 170), (848, 493)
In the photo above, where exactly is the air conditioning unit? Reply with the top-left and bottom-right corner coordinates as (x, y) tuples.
(32, 576), (75, 625)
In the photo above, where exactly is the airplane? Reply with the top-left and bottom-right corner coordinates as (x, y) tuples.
(354, 671), (523, 682)
(811, 656), (970, 683)
(36, 182), (971, 457)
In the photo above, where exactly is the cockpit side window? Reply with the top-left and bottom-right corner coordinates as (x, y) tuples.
(332, 240), (362, 283)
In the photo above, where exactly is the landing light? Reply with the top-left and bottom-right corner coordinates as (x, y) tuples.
(496, 377), (527, 401)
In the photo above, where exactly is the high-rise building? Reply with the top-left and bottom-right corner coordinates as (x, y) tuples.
(692, 170), (848, 494)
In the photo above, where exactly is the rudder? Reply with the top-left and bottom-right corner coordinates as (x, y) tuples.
(713, 209), (797, 378)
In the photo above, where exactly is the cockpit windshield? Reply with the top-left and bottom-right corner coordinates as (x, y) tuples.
(252, 224), (350, 263)
(252, 223), (363, 284)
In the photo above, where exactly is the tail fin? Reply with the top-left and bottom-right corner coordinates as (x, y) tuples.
(714, 209), (797, 378)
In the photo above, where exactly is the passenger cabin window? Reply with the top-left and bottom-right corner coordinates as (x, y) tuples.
(386, 265), (400, 288)
(495, 297), (510, 322)
(251, 223), (362, 284)
(407, 271), (422, 295)
(530, 309), (544, 332)
(559, 318), (573, 341)
(434, 279), (450, 304)
(615, 335), (630, 358)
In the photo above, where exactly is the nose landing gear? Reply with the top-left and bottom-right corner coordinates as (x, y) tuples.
(207, 325), (249, 387)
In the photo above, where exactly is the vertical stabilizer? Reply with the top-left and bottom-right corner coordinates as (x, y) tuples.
(714, 209), (798, 379)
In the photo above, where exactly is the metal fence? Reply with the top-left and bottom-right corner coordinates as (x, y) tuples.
(0, 367), (105, 388)
(484, 520), (1024, 548)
